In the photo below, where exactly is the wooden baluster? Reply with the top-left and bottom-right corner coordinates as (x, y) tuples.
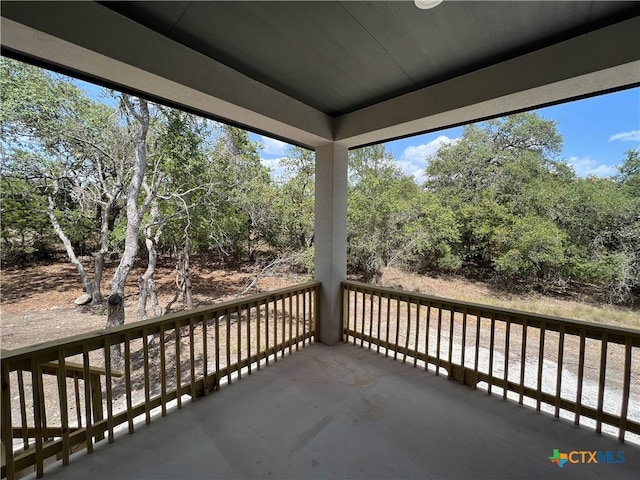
(360, 290), (366, 348)
(376, 293), (382, 354)
(393, 297), (400, 360)
(460, 309), (467, 379)
(280, 297), (286, 357)
(574, 330), (586, 426)
(473, 314), (480, 389)
(90, 369), (105, 442)
(313, 286), (318, 340)
(32, 358), (45, 478)
(447, 309), (454, 380)
(237, 305), (243, 379)
(385, 294), (391, 358)
(273, 299), (278, 362)
(435, 306), (442, 376)
(157, 325), (166, 416)
(503, 318), (511, 400)
(57, 351), (70, 465)
(265, 300), (270, 365)
(295, 292), (300, 352)
(176, 322), (183, 408)
(143, 328), (152, 422)
(414, 303), (421, 368)
(17, 369), (29, 450)
(519, 320), (528, 405)
(226, 308), (233, 381)
(124, 334), (134, 432)
(352, 288), (358, 345)
(83, 346), (99, 450)
(618, 336), (632, 442)
(368, 292), (374, 350)
(73, 373), (82, 429)
(554, 325), (565, 418)
(257, 301), (262, 370)
(302, 290), (307, 346)
(404, 299), (411, 364)
(288, 294), (294, 354)
(247, 305), (252, 375)
(203, 313), (210, 388)
(104, 339), (115, 442)
(312, 287), (318, 342)
(190, 318), (197, 397)
(536, 322), (546, 412)
(215, 311), (221, 376)
(424, 304), (431, 372)
(2, 361), (15, 480)
(38, 362), (48, 444)
(596, 332), (608, 434)
(0, 361), (15, 480)
(488, 314), (495, 395)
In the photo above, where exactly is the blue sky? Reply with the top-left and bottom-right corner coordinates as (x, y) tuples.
(254, 87), (640, 182)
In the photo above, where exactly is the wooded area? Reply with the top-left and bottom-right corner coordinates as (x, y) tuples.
(1, 58), (638, 328)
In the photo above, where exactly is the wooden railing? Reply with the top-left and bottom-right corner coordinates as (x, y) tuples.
(1, 282), (319, 480)
(342, 280), (640, 444)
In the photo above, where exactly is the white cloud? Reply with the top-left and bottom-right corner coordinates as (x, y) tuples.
(608, 130), (640, 142)
(402, 135), (456, 163)
(566, 156), (617, 178)
(397, 135), (458, 183)
(260, 136), (289, 155)
(396, 160), (428, 184)
(260, 157), (286, 178)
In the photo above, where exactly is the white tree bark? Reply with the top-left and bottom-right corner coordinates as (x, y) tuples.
(108, 96), (151, 328)
(47, 189), (96, 299)
(138, 201), (165, 320)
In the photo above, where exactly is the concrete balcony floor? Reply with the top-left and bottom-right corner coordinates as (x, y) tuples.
(34, 343), (638, 480)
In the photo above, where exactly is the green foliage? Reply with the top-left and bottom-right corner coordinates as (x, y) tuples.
(401, 192), (461, 272)
(425, 113), (563, 206)
(271, 147), (315, 250)
(554, 174), (640, 303)
(492, 215), (566, 287)
(347, 145), (460, 281)
(617, 148), (640, 196)
(424, 111), (638, 303)
(210, 125), (274, 258)
(1, 57), (126, 259)
(2, 57), (637, 306)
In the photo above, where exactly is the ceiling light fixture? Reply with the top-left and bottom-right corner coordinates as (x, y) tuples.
(415, 0), (443, 9)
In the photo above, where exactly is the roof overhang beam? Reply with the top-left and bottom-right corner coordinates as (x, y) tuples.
(0, 1), (333, 148)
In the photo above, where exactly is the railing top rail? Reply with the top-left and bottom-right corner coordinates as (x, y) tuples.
(342, 280), (640, 344)
(2, 281), (320, 365)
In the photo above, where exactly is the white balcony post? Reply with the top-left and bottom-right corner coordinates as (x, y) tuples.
(314, 142), (348, 345)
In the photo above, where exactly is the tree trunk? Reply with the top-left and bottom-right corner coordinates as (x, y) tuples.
(107, 293), (125, 368)
(182, 236), (193, 309)
(91, 193), (118, 304)
(107, 96), (150, 329)
(138, 203), (164, 320)
(47, 192), (96, 299)
(92, 254), (105, 304)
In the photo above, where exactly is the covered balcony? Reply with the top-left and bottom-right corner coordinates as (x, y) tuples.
(2, 282), (639, 478)
(2, 1), (640, 479)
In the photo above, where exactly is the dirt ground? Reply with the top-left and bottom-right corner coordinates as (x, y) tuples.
(1, 260), (638, 448)
(0, 260), (306, 350)
(2, 261), (638, 350)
